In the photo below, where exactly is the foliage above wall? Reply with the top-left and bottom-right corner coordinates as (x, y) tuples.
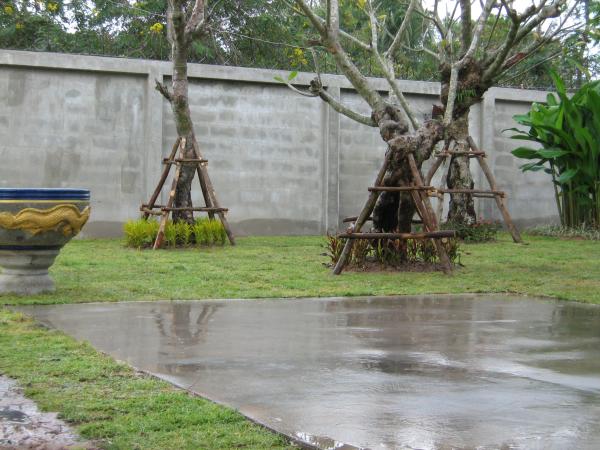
(0, 0), (598, 89)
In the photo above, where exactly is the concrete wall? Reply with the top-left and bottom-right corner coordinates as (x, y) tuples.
(0, 50), (555, 237)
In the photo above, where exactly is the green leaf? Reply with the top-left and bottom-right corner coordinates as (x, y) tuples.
(273, 75), (285, 83)
(536, 148), (569, 159)
(287, 71), (298, 81)
(556, 168), (579, 184)
(511, 147), (539, 159)
(520, 162), (545, 172)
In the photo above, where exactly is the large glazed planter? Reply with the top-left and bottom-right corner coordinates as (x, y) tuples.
(0, 189), (90, 295)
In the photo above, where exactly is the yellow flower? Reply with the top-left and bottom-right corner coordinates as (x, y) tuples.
(47, 2), (58, 12)
(4, 5), (14, 14)
(149, 22), (164, 34)
(288, 48), (308, 68)
(15, 22), (24, 30)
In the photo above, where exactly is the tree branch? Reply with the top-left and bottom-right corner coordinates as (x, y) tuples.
(294, 0), (327, 35)
(483, 0), (567, 81)
(155, 79), (173, 102)
(293, 0), (385, 111)
(443, 65), (459, 126)
(384, 0), (419, 59)
(318, 88), (377, 127)
(184, 0), (206, 40)
(367, 5), (418, 129)
(463, 0), (496, 60)
(459, 0), (472, 54)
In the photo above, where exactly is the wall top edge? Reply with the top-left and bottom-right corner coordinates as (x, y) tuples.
(0, 49), (550, 101)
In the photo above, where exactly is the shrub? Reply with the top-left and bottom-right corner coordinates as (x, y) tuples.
(441, 220), (500, 243)
(526, 224), (600, 240)
(174, 221), (193, 246)
(123, 218), (227, 249)
(124, 219), (159, 249)
(508, 72), (600, 229)
(325, 232), (460, 270)
(164, 222), (178, 247)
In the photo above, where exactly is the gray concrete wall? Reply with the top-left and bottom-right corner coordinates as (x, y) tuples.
(0, 50), (556, 237)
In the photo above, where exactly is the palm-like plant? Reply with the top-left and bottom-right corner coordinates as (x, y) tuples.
(509, 72), (600, 228)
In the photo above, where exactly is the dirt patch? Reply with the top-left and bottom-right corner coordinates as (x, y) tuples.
(0, 375), (94, 450)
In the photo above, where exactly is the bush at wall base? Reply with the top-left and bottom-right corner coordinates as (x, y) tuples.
(124, 218), (227, 249)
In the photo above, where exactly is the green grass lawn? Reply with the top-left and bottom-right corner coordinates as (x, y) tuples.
(2, 233), (600, 306)
(1, 233), (599, 449)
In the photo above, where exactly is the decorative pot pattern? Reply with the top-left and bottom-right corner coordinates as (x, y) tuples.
(0, 189), (90, 295)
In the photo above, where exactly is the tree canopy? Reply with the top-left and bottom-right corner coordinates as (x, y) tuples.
(0, 0), (597, 88)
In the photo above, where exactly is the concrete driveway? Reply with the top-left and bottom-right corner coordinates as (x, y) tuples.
(18, 295), (600, 449)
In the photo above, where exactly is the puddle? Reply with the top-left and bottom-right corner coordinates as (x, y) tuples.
(16, 294), (600, 449)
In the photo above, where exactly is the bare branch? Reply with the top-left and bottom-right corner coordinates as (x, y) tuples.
(416, 3), (447, 39)
(483, 8), (502, 51)
(401, 43), (441, 61)
(318, 89), (377, 127)
(443, 65), (459, 125)
(463, 0), (496, 60)
(328, 0), (340, 38)
(184, 0), (206, 39)
(367, 5), (419, 129)
(293, 0), (370, 50)
(483, 0), (568, 81)
(280, 78), (320, 97)
(498, 49), (562, 85)
(384, 0), (419, 58)
(155, 79), (173, 102)
(459, 0), (472, 54)
(294, 0), (327, 35)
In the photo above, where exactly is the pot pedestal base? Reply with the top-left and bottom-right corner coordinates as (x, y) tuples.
(0, 250), (60, 295)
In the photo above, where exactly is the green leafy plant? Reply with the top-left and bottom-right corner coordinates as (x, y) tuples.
(526, 224), (600, 241)
(442, 220), (500, 243)
(325, 233), (460, 270)
(123, 218), (226, 249)
(164, 222), (178, 247)
(123, 219), (159, 249)
(174, 221), (193, 246)
(508, 72), (600, 228)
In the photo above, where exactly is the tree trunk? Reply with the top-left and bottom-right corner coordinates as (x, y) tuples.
(372, 114), (444, 232)
(445, 112), (476, 225)
(169, 33), (198, 224)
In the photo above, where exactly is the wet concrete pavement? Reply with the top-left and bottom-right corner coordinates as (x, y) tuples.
(17, 295), (600, 449)
(0, 375), (93, 449)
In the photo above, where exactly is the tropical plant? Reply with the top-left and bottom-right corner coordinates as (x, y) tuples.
(509, 72), (600, 228)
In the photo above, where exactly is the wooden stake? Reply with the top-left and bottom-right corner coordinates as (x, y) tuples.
(435, 161), (451, 222)
(144, 137), (181, 219)
(467, 137), (522, 243)
(332, 151), (392, 275)
(153, 138), (185, 249)
(407, 154), (452, 274)
(191, 140), (236, 245)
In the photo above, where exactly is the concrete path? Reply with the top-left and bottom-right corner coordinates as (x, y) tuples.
(17, 295), (600, 449)
(0, 375), (92, 449)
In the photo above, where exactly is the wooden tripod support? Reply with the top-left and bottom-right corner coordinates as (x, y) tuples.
(333, 151), (456, 275)
(424, 136), (522, 243)
(140, 137), (235, 249)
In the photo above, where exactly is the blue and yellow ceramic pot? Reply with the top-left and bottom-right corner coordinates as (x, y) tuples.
(0, 188), (90, 295)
